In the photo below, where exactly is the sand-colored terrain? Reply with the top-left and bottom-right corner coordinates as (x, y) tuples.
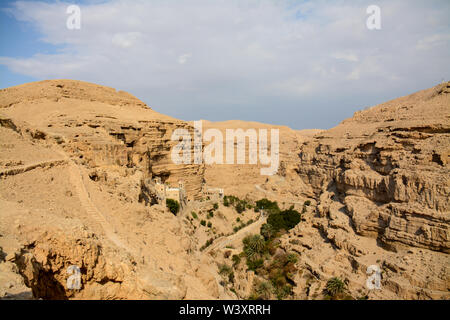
(0, 79), (448, 300)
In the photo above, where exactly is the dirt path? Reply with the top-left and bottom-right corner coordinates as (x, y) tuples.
(66, 160), (134, 254)
(0, 159), (68, 178)
(205, 215), (266, 253)
(255, 184), (305, 205)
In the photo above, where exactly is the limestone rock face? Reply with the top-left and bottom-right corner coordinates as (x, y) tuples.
(281, 82), (449, 300)
(0, 80), (204, 199)
(0, 80), (217, 300)
(296, 82), (450, 252)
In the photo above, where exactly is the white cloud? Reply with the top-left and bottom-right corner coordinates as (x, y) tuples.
(1, 0), (449, 129)
(416, 34), (450, 50)
(112, 32), (142, 48)
(332, 52), (359, 62)
(177, 53), (192, 65)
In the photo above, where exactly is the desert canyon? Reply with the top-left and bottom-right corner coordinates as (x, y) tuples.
(0, 79), (448, 300)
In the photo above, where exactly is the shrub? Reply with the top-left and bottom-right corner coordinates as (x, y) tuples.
(325, 277), (346, 298)
(166, 199), (180, 215)
(200, 220), (206, 226)
(224, 195), (252, 214)
(191, 212), (198, 219)
(200, 238), (214, 251)
(218, 263), (232, 275)
(256, 281), (274, 300)
(207, 221), (212, 228)
(213, 203), (219, 210)
(304, 200), (311, 206)
(286, 253), (298, 264)
(246, 258), (264, 271)
(269, 268), (286, 287)
(232, 254), (241, 267)
(228, 272), (235, 283)
(276, 284), (293, 300)
(207, 211), (214, 218)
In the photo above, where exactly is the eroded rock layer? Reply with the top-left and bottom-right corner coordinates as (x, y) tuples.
(296, 82), (450, 252)
(0, 80), (204, 199)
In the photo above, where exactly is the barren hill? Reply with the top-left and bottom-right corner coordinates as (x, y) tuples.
(198, 119), (323, 200)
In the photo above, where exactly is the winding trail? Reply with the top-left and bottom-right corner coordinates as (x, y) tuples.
(0, 159), (68, 178)
(205, 183), (304, 254)
(255, 184), (305, 205)
(66, 159), (133, 254)
(205, 214), (266, 254)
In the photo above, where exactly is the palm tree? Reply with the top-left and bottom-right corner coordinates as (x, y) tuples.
(325, 277), (346, 298)
(243, 234), (265, 260)
(261, 223), (275, 240)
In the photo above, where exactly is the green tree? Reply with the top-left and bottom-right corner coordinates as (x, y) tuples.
(283, 209), (301, 229)
(255, 198), (280, 215)
(243, 234), (265, 260)
(166, 199), (180, 215)
(260, 223), (275, 240)
(267, 208), (300, 232)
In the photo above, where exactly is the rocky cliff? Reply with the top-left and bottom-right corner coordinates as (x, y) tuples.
(0, 80), (204, 198)
(281, 82), (449, 299)
(0, 80), (220, 300)
(296, 82), (449, 252)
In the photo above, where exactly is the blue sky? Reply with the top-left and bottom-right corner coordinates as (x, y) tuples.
(0, 0), (39, 88)
(1, 0), (449, 130)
